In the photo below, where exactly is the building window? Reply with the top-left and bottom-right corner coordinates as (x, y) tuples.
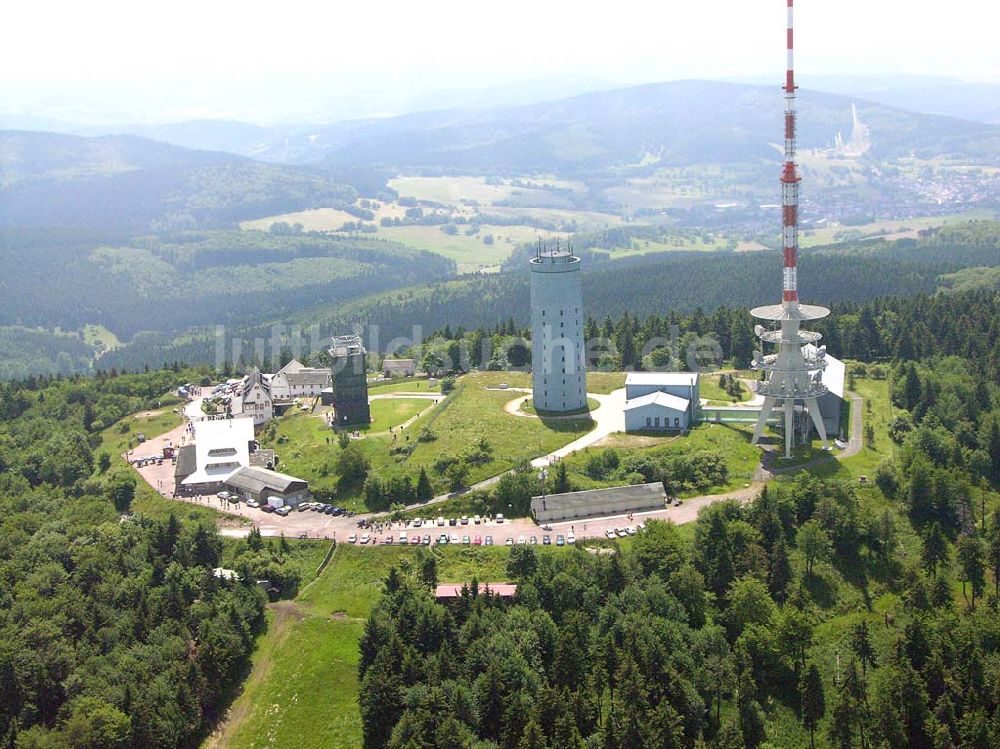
(646, 417), (652, 427)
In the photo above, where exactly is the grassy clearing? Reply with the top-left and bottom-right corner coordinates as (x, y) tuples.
(561, 423), (759, 497)
(586, 371), (627, 393)
(389, 176), (516, 205)
(367, 398), (431, 432)
(214, 544), (517, 749)
(812, 377), (892, 482)
(367, 378), (440, 395)
(376, 224), (562, 273)
(261, 371), (598, 506)
(408, 374), (594, 486)
(96, 407), (184, 456)
(699, 374), (750, 404)
(240, 207), (359, 233)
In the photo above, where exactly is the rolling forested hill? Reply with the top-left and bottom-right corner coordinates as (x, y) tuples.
(94, 221), (1000, 373)
(38, 81), (1000, 171)
(0, 131), (357, 231)
(307, 81), (1000, 172)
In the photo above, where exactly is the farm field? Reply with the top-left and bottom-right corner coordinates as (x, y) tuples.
(377, 223), (563, 272)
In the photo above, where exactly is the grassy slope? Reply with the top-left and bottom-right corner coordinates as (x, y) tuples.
(261, 371), (600, 507)
(560, 422), (760, 496)
(214, 544), (512, 749)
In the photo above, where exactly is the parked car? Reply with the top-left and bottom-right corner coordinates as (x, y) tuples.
(383, 535), (393, 544)
(437, 534), (449, 544)
(484, 536), (494, 546)
(529, 535), (538, 545)
(399, 534), (409, 545)
(461, 516), (469, 525)
(437, 517), (446, 526)
(448, 517), (457, 526)
(422, 534), (432, 546)
(450, 533), (459, 544)
(605, 528), (616, 539)
(542, 535), (551, 545)
(462, 535), (471, 545)
(412, 518), (423, 527)
(473, 515), (482, 525)
(567, 532), (576, 544)
(217, 491), (234, 501)
(505, 537), (514, 546)
(411, 534), (421, 545)
(297, 532), (308, 540)
(360, 534), (371, 544)
(260, 504), (275, 513)
(296, 503), (310, 512)
(556, 534), (565, 546)
(348, 534), (358, 544)
(275, 505), (290, 517)
(496, 513), (505, 523)
(246, 499), (260, 508)
(626, 526), (637, 536)
(517, 535), (527, 545)
(616, 528), (628, 538)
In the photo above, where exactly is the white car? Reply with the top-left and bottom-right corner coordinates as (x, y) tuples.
(360, 534), (371, 544)
(246, 499), (260, 508)
(616, 528), (628, 538)
(437, 516), (446, 526)
(473, 515), (482, 525)
(517, 535), (527, 545)
(626, 526), (637, 536)
(566, 533), (576, 544)
(495, 514), (505, 524)
(348, 533), (358, 544)
(450, 533), (459, 544)
(605, 528), (616, 539)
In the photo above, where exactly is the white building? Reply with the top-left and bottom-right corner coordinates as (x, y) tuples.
(181, 417), (255, 488)
(230, 368), (273, 425)
(624, 372), (700, 433)
(382, 358), (416, 378)
(529, 247), (586, 413)
(268, 359), (331, 402)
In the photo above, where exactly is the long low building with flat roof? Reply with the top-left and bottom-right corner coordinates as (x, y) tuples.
(224, 466), (310, 507)
(531, 481), (667, 523)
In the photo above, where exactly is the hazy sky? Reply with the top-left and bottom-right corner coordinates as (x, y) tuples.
(4, 0), (998, 123)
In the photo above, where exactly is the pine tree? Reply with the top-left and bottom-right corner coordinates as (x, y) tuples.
(416, 467), (433, 502)
(769, 536), (792, 603)
(800, 663), (826, 749)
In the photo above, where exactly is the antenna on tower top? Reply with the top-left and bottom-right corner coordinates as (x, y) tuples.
(781, 0), (801, 308)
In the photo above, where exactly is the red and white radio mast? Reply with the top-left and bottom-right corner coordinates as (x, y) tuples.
(750, 0), (832, 458)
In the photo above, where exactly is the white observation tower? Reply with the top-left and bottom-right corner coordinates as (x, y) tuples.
(750, 0), (830, 458)
(530, 241), (586, 413)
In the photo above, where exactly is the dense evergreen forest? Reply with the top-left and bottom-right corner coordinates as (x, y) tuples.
(94, 221), (1000, 374)
(359, 354), (1000, 748)
(0, 369), (308, 748)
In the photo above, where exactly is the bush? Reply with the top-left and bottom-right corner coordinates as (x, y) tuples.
(585, 448), (620, 479)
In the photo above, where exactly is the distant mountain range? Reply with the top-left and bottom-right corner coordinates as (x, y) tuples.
(5, 77), (1000, 172)
(0, 131), (356, 231)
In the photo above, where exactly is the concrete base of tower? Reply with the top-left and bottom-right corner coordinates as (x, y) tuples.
(751, 395), (829, 459)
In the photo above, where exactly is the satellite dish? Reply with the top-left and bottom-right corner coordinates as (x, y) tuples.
(754, 325), (765, 338)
